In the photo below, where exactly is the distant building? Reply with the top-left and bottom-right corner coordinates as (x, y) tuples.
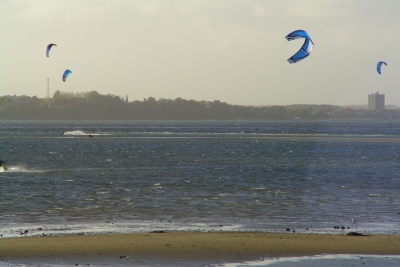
(368, 92), (385, 111)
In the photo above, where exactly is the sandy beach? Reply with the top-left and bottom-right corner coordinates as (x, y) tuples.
(1, 232), (400, 265)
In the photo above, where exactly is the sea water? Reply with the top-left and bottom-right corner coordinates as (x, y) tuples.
(1, 120), (400, 266)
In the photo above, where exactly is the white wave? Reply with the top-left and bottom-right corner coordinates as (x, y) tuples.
(0, 220), (241, 238)
(62, 130), (88, 136)
(61, 130), (113, 136)
(222, 254), (400, 267)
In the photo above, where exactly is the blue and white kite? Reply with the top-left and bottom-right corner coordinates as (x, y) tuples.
(285, 30), (314, 64)
(62, 69), (72, 82)
(376, 61), (387, 74)
(45, 43), (57, 57)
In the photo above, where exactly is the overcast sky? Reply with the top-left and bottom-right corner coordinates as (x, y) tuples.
(1, 0), (400, 106)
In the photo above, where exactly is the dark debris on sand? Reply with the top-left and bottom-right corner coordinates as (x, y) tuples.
(347, 232), (369, 236)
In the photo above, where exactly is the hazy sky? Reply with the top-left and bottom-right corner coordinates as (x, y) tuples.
(1, 0), (400, 106)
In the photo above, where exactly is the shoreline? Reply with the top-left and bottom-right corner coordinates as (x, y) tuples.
(1, 232), (400, 264)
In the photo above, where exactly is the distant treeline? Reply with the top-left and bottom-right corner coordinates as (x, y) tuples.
(0, 90), (397, 120)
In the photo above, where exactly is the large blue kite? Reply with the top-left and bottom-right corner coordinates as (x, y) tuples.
(285, 30), (313, 64)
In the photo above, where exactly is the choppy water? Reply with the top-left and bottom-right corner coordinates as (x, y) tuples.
(1, 120), (400, 266)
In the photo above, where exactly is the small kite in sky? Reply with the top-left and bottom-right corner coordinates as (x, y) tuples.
(376, 61), (387, 74)
(62, 69), (72, 82)
(45, 43), (57, 57)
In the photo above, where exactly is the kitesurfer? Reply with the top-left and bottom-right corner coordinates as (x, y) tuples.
(0, 159), (7, 172)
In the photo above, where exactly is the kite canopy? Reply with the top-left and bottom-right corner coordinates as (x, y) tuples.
(285, 30), (313, 64)
(45, 43), (57, 57)
(376, 61), (387, 74)
(62, 69), (72, 82)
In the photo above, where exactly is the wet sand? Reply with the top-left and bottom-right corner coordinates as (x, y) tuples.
(1, 232), (400, 265)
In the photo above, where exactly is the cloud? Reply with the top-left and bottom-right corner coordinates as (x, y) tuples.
(2, 0), (122, 22)
(287, 0), (353, 19)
